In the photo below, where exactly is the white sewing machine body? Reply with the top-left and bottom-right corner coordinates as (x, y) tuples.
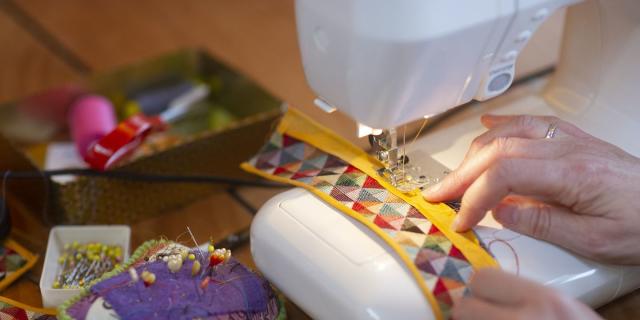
(252, 189), (640, 320)
(252, 0), (640, 319)
(252, 92), (640, 319)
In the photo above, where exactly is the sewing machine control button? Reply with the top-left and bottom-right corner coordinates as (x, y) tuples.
(488, 73), (512, 92)
(532, 8), (549, 22)
(516, 31), (532, 43)
(502, 50), (518, 62)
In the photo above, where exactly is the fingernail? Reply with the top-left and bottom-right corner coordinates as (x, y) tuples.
(424, 182), (441, 196)
(493, 203), (516, 225)
(451, 215), (461, 231)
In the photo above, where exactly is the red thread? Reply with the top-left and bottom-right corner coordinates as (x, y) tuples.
(487, 239), (520, 275)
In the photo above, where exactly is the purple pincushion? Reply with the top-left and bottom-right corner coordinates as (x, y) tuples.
(62, 241), (281, 320)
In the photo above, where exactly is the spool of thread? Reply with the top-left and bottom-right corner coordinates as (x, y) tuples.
(68, 95), (117, 159)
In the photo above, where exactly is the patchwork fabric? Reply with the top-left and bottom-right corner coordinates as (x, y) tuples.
(0, 297), (55, 320)
(0, 240), (38, 292)
(247, 132), (474, 319)
(0, 247), (27, 280)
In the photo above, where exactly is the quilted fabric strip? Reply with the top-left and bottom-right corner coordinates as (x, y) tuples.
(0, 297), (55, 320)
(0, 240), (38, 292)
(242, 108), (497, 319)
(247, 132), (470, 319)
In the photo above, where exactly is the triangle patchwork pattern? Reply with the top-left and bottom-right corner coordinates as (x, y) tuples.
(306, 154), (329, 169)
(284, 142), (305, 160)
(396, 231), (428, 248)
(246, 132), (478, 319)
(277, 151), (299, 166)
(373, 215), (399, 231)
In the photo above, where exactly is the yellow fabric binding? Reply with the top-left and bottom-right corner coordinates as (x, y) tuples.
(241, 164), (445, 320)
(0, 296), (57, 316)
(241, 108), (498, 319)
(0, 239), (39, 292)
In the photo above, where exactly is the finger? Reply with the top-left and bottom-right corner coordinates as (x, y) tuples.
(424, 137), (570, 202)
(452, 296), (514, 320)
(468, 268), (546, 305)
(467, 115), (571, 159)
(491, 197), (603, 260)
(481, 114), (591, 138)
(480, 114), (557, 129)
(453, 158), (566, 231)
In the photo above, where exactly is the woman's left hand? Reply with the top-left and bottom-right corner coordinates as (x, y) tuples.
(453, 268), (602, 320)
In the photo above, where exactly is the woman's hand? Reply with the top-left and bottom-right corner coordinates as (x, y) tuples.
(452, 268), (602, 320)
(424, 114), (640, 264)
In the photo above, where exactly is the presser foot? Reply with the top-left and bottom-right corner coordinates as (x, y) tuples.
(376, 165), (440, 193)
(369, 130), (440, 193)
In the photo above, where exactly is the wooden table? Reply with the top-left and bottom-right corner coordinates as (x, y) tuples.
(0, 1), (638, 318)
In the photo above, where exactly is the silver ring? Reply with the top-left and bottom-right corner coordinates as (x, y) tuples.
(544, 123), (558, 139)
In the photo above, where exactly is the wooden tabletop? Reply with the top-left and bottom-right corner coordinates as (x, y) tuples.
(0, 1), (638, 319)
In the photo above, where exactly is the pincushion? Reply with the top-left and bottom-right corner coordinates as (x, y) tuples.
(58, 240), (285, 320)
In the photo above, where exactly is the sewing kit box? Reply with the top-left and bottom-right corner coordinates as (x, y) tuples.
(0, 50), (281, 224)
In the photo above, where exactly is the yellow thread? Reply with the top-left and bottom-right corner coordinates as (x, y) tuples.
(410, 118), (430, 149)
(402, 125), (406, 179)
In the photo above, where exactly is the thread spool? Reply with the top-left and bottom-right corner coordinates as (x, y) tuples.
(68, 95), (117, 159)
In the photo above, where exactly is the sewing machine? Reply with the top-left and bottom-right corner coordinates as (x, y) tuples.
(251, 1), (640, 319)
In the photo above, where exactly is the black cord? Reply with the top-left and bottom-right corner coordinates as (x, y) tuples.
(0, 168), (287, 228)
(213, 226), (251, 250)
(0, 196), (9, 240)
(226, 187), (259, 216)
(0, 171), (11, 239)
(1, 169), (289, 189)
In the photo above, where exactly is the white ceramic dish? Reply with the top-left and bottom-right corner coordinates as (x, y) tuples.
(39, 225), (131, 308)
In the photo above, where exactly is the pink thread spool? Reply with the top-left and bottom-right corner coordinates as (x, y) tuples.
(68, 95), (117, 159)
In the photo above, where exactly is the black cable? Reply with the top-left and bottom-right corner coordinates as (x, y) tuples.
(0, 171), (11, 240)
(0, 196), (9, 240)
(1, 169), (288, 189)
(213, 226), (251, 251)
(227, 188), (259, 215)
(0, 168), (286, 227)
